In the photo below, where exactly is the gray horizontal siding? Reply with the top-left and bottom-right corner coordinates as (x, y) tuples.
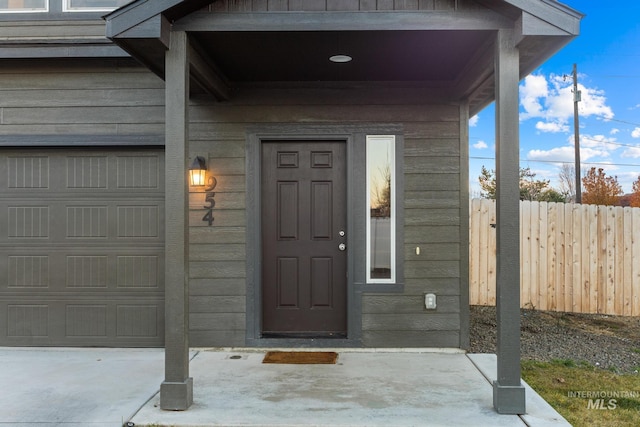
(0, 60), (164, 138)
(0, 56), (466, 348)
(363, 295), (459, 313)
(206, 0), (458, 12)
(187, 87), (464, 348)
(0, 19), (108, 40)
(190, 278), (247, 296)
(361, 97), (463, 347)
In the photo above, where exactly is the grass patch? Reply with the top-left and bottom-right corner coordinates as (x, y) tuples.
(522, 360), (640, 427)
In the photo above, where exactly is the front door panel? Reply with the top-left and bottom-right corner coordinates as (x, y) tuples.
(261, 141), (347, 336)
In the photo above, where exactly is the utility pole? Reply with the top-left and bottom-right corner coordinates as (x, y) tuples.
(573, 63), (582, 203)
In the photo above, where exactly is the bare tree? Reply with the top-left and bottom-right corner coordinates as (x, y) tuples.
(558, 163), (576, 202)
(371, 165), (391, 217)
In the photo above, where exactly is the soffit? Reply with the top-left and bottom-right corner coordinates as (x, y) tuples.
(190, 30), (492, 83)
(105, 0), (582, 114)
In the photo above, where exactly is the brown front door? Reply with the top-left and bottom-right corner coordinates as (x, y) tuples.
(261, 140), (347, 337)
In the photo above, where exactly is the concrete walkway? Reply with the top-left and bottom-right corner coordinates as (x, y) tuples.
(0, 348), (570, 427)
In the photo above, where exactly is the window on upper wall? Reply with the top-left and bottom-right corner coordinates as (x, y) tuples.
(0, 0), (48, 12)
(366, 135), (396, 284)
(63, 0), (131, 12)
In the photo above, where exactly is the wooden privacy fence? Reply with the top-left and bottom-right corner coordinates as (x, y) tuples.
(469, 199), (640, 316)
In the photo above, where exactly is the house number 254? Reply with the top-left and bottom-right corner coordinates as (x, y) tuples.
(202, 176), (217, 226)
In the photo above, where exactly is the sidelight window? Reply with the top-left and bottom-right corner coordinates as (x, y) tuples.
(0, 0), (47, 12)
(366, 135), (396, 283)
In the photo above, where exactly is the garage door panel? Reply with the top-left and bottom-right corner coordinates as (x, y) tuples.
(1, 298), (164, 345)
(2, 249), (164, 292)
(1, 152), (164, 193)
(2, 155), (51, 190)
(0, 149), (164, 347)
(1, 200), (164, 244)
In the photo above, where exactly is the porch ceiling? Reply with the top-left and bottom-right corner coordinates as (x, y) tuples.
(190, 30), (491, 83)
(105, 1), (582, 115)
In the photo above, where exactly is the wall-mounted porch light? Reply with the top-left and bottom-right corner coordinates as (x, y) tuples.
(189, 156), (207, 186)
(190, 155), (218, 226)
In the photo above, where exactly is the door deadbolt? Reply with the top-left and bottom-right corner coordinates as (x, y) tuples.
(339, 230), (345, 237)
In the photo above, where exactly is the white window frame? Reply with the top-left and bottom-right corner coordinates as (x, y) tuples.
(366, 135), (396, 284)
(63, 0), (124, 12)
(0, 0), (48, 13)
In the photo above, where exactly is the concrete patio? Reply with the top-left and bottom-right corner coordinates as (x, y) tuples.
(0, 347), (570, 427)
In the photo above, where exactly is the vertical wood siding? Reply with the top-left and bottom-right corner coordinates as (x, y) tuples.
(470, 199), (640, 316)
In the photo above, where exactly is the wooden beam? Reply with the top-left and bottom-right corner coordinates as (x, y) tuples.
(493, 27), (526, 415)
(174, 10), (513, 32)
(106, 0), (183, 38)
(502, 0), (582, 35)
(160, 29), (193, 411)
(117, 14), (172, 49)
(459, 100), (470, 350)
(452, 35), (495, 101)
(188, 39), (231, 101)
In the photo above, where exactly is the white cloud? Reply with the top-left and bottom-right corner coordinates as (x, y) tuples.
(535, 121), (568, 133)
(575, 84), (614, 120)
(519, 74), (614, 133)
(610, 128), (620, 135)
(632, 127), (640, 138)
(579, 134), (620, 152)
(622, 146), (640, 158)
(469, 115), (479, 127)
(473, 140), (488, 149)
(528, 145), (610, 163)
(588, 161), (618, 172)
(528, 146), (575, 162)
(520, 74), (548, 120)
(617, 172), (640, 193)
(580, 147), (611, 160)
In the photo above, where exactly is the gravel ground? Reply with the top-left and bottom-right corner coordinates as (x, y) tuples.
(469, 305), (640, 374)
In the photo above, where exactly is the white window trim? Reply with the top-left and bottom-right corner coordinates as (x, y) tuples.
(0, 1), (48, 13)
(63, 0), (120, 12)
(366, 135), (396, 284)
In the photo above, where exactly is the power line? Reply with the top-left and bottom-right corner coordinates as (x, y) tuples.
(607, 118), (640, 128)
(470, 156), (640, 168)
(580, 136), (640, 149)
(589, 75), (640, 79)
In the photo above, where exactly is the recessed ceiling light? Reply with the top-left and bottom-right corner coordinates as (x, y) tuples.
(329, 55), (352, 63)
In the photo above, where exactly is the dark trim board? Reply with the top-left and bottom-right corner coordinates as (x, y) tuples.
(0, 134), (164, 147)
(0, 44), (128, 59)
(245, 123), (403, 348)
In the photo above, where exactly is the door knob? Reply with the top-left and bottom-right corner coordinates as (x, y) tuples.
(338, 243), (346, 251)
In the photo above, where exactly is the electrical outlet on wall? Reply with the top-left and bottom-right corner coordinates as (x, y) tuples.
(425, 293), (437, 310)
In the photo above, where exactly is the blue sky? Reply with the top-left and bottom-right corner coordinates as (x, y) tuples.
(469, 2), (640, 197)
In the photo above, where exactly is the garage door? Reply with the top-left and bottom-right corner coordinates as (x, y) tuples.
(0, 148), (164, 347)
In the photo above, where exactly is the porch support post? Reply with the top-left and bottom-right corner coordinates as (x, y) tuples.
(160, 30), (193, 411)
(492, 28), (526, 415)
